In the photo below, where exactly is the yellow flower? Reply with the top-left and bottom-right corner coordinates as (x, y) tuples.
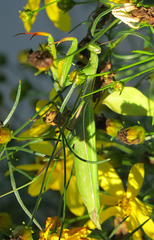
(17, 143), (85, 217)
(17, 141), (85, 216)
(39, 216), (93, 240)
(17, 89), (85, 216)
(21, 0), (71, 32)
(98, 162), (154, 239)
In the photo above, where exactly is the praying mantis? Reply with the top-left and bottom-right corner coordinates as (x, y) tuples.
(18, 31), (101, 229)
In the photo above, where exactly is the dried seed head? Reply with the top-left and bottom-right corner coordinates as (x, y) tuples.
(27, 50), (53, 71)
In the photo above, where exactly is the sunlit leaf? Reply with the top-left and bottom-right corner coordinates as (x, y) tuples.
(102, 87), (154, 116)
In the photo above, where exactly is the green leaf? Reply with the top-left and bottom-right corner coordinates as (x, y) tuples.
(102, 87), (154, 116)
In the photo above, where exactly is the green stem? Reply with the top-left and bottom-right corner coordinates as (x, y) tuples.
(88, 56), (154, 78)
(56, 19), (119, 62)
(3, 80), (21, 126)
(58, 133), (66, 240)
(33, 0), (57, 13)
(28, 132), (61, 227)
(5, 148), (42, 230)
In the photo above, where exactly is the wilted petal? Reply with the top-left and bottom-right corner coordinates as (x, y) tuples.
(100, 192), (117, 206)
(126, 163), (144, 199)
(44, 0), (71, 31)
(24, 0), (41, 32)
(98, 160), (125, 198)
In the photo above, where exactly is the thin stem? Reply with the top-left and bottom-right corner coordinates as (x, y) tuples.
(5, 147), (42, 230)
(58, 133), (66, 240)
(28, 132), (61, 227)
(33, 0), (57, 13)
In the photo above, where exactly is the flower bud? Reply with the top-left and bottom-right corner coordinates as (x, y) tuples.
(106, 119), (123, 137)
(0, 127), (12, 144)
(69, 70), (87, 85)
(19, 9), (33, 23)
(57, 0), (75, 12)
(118, 125), (146, 145)
(114, 81), (124, 92)
(11, 225), (33, 240)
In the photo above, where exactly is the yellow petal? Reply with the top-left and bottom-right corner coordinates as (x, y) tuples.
(100, 192), (117, 206)
(16, 163), (43, 172)
(126, 163), (144, 199)
(125, 214), (143, 240)
(28, 163), (64, 196)
(24, 0), (41, 32)
(30, 141), (53, 155)
(130, 198), (154, 239)
(100, 206), (122, 224)
(141, 218), (154, 239)
(63, 175), (86, 216)
(36, 99), (58, 116)
(134, 198), (152, 216)
(98, 159), (125, 198)
(28, 171), (46, 196)
(110, 0), (129, 3)
(49, 88), (61, 103)
(44, 0), (71, 31)
(18, 123), (51, 138)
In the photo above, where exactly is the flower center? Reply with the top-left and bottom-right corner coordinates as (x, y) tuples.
(117, 196), (131, 217)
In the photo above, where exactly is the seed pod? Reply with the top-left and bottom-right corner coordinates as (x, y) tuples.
(27, 50), (53, 71)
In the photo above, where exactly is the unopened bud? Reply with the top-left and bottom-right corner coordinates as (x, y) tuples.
(57, 0), (75, 12)
(0, 127), (12, 144)
(19, 9), (33, 22)
(114, 81), (124, 92)
(69, 70), (87, 85)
